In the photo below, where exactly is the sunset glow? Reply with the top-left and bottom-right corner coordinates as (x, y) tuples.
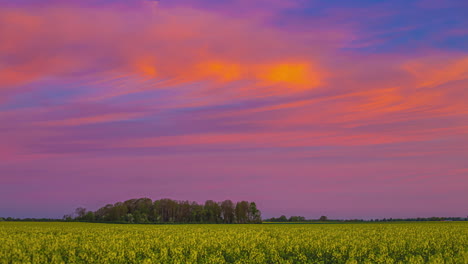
(0, 0), (467, 219)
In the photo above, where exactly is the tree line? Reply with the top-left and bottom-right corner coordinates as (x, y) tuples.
(265, 215), (328, 222)
(263, 215), (468, 222)
(63, 198), (262, 224)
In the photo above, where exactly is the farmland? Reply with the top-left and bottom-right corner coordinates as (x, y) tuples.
(1, 222), (467, 263)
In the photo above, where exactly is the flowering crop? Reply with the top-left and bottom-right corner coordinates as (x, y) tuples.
(0, 222), (467, 263)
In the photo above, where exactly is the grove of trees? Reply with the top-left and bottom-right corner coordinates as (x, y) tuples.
(65, 198), (262, 224)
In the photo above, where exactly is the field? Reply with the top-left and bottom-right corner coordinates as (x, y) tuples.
(1, 222), (467, 263)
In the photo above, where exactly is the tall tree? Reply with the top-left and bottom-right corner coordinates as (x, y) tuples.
(235, 201), (249, 224)
(248, 202), (262, 223)
(204, 200), (221, 223)
(74, 207), (87, 219)
(190, 201), (204, 223)
(220, 200), (235, 224)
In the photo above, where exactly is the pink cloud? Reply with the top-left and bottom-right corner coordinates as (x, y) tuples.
(0, 0), (467, 219)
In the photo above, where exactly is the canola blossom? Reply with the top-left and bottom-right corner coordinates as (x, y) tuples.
(0, 222), (467, 263)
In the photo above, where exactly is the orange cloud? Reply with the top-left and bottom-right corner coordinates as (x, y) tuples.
(137, 64), (158, 78)
(403, 56), (468, 88)
(257, 62), (322, 90)
(0, 6), (332, 96)
(194, 61), (243, 82)
(188, 60), (325, 91)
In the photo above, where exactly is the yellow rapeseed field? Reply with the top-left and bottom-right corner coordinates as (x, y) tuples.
(0, 222), (467, 263)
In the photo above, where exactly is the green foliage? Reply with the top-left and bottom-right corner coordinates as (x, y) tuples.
(288, 216), (306, 222)
(1, 222), (467, 263)
(248, 202), (262, 223)
(235, 201), (249, 224)
(70, 198), (261, 224)
(320, 215), (328, 221)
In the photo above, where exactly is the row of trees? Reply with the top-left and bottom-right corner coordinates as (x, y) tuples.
(369, 217), (468, 222)
(265, 215), (328, 222)
(64, 198), (262, 224)
(264, 216), (468, 222)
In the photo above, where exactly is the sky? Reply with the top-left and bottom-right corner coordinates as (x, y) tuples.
(0, 0), (467, 220)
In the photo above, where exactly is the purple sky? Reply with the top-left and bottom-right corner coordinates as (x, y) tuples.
(1, 0), (467, 219)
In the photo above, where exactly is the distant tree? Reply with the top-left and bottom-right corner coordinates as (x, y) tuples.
(177, 201), (191, 223)
(204, 200), (222, 223)
(319, 216), (328, 221)
(135, 198), (153, 219)
(123, 199), (137, 214)
(288, 216), (306, 222)
(95, 204), (114, 221)
(191, 202), (204, 223)
(83, 211), (95, 222)
(0, 217), (4, 221)
(157, 199), (179, 222)
(125, 213), (135, 223)
(74, 207), (87, 219)
(62, 214), (73, 221)
(122, 198), (152, 223)
(111, 202), (128, 221)
(248, 202), (262, 223)
(133, 211), (142, 223)
(152, 200), (161, 222)
(279, 215), (288, 222)
(167, 199), (178, 222)
(157, 199), (171, 222)
(220, 200), (235, 224)
(235, 201), (249, 224)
